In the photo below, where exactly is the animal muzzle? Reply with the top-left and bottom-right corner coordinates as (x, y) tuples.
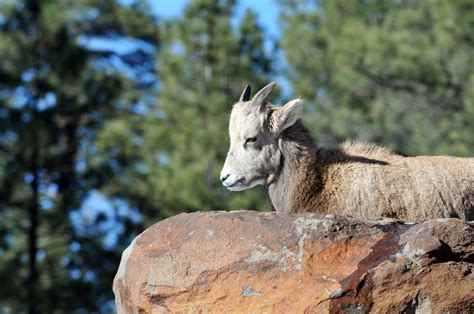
(220, 172), (243, 188)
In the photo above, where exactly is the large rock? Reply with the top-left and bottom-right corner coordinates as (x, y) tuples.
(113, 211), (474, 313)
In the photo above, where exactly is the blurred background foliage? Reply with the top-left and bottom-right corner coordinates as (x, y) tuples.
(0, 0), (472, 312)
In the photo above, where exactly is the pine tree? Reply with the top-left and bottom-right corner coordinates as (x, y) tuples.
(0, 0), (158, 312)
(280, 0), (474, 156)
(93, 0), (274, 225)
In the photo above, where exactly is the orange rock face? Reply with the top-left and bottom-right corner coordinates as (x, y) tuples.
(113, 212), (474, 313)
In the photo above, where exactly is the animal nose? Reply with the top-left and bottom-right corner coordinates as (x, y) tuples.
(221, 174), (230, 182)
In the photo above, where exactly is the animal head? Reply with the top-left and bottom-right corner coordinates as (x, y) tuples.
(220, 82), (303, 191)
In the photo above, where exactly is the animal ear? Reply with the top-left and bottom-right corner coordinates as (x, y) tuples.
(271, 98), (303, 133)
(239, 84), (251, 102)
(252, 82), (276, 106)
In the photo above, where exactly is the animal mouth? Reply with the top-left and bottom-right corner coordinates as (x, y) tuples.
(224, 178), (248, 191)
(225, 176), (266, 191)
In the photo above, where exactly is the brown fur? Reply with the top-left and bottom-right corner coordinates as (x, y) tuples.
(221, 83), (474, 221)
(268, 120), (474, 221)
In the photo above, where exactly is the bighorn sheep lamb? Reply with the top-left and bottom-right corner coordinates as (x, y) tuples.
(220, 82), (474, 221)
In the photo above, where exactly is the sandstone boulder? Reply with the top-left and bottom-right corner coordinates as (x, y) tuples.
(113, 211), (473, 313)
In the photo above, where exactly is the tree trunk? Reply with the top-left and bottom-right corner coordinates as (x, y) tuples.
(28, 141), (39, 314)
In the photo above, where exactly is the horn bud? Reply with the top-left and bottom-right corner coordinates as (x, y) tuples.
(252, 82), (276, 105)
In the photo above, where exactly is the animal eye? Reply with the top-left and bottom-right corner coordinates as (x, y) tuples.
(245, 137), (257, 145)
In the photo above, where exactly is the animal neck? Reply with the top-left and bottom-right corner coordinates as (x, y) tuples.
(266, 120), (322, 212)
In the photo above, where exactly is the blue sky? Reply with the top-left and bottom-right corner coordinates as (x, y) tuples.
(119, 0), (281, 39)
(150, 0), (281, 41)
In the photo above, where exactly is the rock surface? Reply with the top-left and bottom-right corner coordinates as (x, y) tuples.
(113, 211), (474, 313)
